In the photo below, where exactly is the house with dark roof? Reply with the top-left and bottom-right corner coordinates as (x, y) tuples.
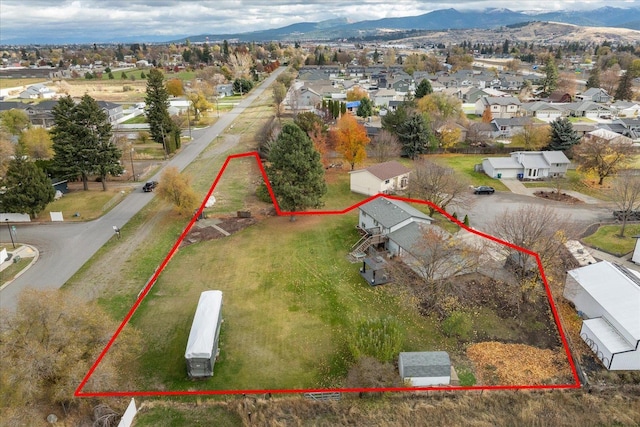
(349, 161), (411, 196)
(575, 88), (613, 103)
(521, 101), (564, 121)
(491, 117), (533, 138)
(482, 151), (570, 180)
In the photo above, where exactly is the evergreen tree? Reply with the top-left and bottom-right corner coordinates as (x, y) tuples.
(586, 67), (600, 89)
(381, 103), (409, 135)
(356, 97), (373, 118)
(145, 68), (175, 155)
(614, 71), (634, 101)
(51, 95), (122, 191)
(397, 113), (432, 159)
(545, 117), (580, 152)
(266, 123), (327, 219)
(0, 153), (54, 218)
(414, 79), (433, 99)
(542, 56), (559, 95)
(340, 101), (347, 116)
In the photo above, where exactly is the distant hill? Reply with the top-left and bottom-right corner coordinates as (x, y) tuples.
(174, 6), (640, 43)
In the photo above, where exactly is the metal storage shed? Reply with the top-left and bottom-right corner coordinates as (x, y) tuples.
(399, 351), (451, 386)
(185, 290), (223, 378)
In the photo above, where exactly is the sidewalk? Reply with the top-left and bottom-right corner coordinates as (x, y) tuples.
(0, 245), (39, 290)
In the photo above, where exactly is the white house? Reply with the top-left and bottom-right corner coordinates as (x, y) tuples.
(482, 151), (570, 180)
(632, 237), (640, 264)
(475, 96), (522, 119)
(564, 261), (640, 371)
(349, 161), (411, 196)
(399, 351), (451, 386)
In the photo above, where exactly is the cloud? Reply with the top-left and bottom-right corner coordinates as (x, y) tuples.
(0, 0), (634, 43)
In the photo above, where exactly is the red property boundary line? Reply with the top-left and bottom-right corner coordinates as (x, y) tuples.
(75, 151), (581, 397)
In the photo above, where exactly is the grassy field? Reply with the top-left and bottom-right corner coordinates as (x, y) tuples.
(0, 78), (47, 88)
(431, 154), (509, 191)
(0, 256), (31, 287)
(41, 187), (132, 221)
(522, 170), (610, 200)
(129, 212), (451, 391)
(582, 224), (640, 256)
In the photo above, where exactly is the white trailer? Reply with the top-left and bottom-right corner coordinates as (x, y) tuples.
(185, 290), (223, 378)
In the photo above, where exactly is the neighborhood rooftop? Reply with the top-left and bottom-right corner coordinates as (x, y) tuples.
(353, 161), (411, 181)
(359, 197), (433, 229)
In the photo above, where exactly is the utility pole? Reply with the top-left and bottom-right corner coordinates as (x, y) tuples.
(130, 146), (136, 181)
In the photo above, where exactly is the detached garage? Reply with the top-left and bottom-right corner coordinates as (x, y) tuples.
(399, 351), (451, 386)
(185, 290), (223, 378)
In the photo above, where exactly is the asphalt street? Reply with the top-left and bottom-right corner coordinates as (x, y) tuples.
(0, 67), (286, 310)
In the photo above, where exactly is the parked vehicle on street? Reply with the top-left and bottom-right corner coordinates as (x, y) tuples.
(473, 186), (495, 195)
(142, 181), (158, 192)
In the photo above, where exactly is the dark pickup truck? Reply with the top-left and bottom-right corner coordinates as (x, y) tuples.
(142, 181), (158, 192)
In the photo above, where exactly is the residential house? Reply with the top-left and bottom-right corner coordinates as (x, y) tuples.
(18, 83), (56, 100)
(611, 101), (640, 118)
(96, 101), (124, 124)
(215, 84), (234, 97)
(575, 88), (613, 103)
(349, 161), (411, 196)
(482, 151), (570, 180)
(23, 100), (58, 128)
(568, 101), (613, 120)
(353, 197), (435, 273)
(583, 128), (633, 146)
(399, 351), (452, 386)
(616, 118), (640, 141)
(521, 101), (564, 121)
(491, 117), (533, 138)
(373, 88), (398, 108)
(475, 96), (522, 119)
(563, 261), (640, 370)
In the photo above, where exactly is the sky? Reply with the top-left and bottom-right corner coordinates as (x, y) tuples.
(0, 0), (638, 44)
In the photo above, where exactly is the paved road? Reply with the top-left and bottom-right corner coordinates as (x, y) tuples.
(0, 67), (286, 310)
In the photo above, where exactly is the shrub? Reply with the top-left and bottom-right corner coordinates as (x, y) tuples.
(348, 317), (404, 363)
(441, 311), (472, 341)
(463, 214), (470, 227)
(256, 183), (272, 203)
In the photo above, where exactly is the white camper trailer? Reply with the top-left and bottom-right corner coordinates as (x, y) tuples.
(185, 290), (223, 378)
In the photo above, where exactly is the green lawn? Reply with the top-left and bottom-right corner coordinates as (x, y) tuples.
(133, 405), (241, 427)
(582, 224), (640, 256)
(128, 213), (450, 392)
(1, 256), (31, 286)
(521, 170), (610, 200)
(42, 188), (130, 221)
(431, 154), (509, 191)
(123, 114), (148, 125)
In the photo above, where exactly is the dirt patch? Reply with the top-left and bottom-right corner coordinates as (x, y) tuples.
(180, 216), (259, 247)
(534, 191), (583, 204)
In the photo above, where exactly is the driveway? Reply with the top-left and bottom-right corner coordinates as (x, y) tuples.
(0, 67), (287, 311)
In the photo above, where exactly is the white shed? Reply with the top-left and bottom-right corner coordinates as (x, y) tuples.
(185, 290), (223, 378)
(564, 262), (640, 370)
(399, 351), (451, 386)
(632, 236), (640, 265)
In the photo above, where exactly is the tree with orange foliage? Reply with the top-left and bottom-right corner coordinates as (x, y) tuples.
(308, 122), (330, 166)
(335, 114), (370, 170)
(481, 106), (493, 123)
(166, 78), (184, 97)
(346, 86), (369, 101)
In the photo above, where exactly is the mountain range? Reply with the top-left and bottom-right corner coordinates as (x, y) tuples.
(177, 6), (640, 44)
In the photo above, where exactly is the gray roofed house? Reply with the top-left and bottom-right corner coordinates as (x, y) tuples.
(491, 117), (533, 137)
(575, 88), (613, 103)
(482, 151), (570, 180)
(358, 197), (432, 232)
(399, 351), (451, 386)
(475, 96), (521, 118)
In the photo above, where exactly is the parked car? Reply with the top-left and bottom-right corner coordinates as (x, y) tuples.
(142, 181), (158, 192)
(613, 210), (640, 221)
(473, 186), (495, 195)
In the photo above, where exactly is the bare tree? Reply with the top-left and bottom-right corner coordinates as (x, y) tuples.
(511, 123), (550, 151)
(409, 159), (474, 217)
(572, 133), (634, 185)
(409, 225), (483, 283)
(611, 170), (640, 237)
(490, 205), (575, 284)
(368, 129), (401, 162)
